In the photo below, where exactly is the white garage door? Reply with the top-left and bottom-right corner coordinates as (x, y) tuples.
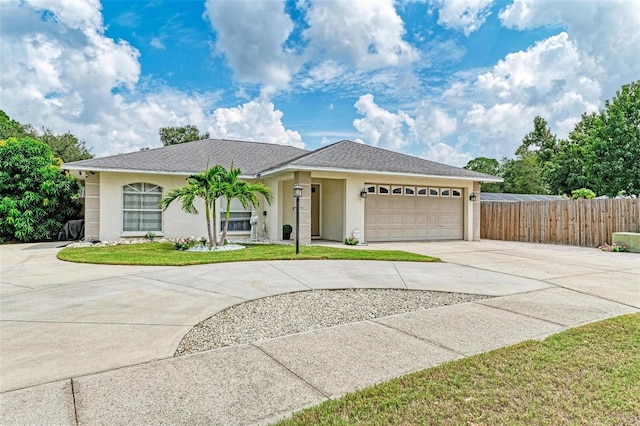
(365, 189), (463, 242)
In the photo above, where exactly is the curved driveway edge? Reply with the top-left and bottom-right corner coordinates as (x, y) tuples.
(1, 240), (638, 425)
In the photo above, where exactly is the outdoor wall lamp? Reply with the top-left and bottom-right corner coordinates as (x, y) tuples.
(360, 188), (367, 198)
(293, 184), (302, 254)
(469, 192), (477, 202)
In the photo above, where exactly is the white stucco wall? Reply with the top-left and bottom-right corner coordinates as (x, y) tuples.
(317, 178), (344, 241)
(95, 169), (478, 243)
(98, 172), (210, 241)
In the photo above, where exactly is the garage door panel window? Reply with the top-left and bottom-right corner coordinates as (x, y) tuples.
(441, 188), (451, 197)
(429, 188), (439, 196)
(417, 187), (428, 196)
(391, 186), (403, 195)
(366, 185), (376, 194)
(378, 185), (390, 194)
(404, 186), (415, 196)
(452, 188), (462, 197)
(123, 183), (162, 233)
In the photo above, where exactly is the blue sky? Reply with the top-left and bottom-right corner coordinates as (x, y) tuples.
(1, 1), (638, 166)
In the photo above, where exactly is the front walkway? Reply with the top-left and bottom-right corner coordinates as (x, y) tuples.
(1, 240), (638, 425)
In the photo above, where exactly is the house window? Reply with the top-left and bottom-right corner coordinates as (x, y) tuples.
(220, 198), (252, 232)
(417, 187), (428, 196)
(122, 183), (162, 233)
(404, 186), (415, 196)
(378, 185), (390, 195)
(391, 186), (403, 195)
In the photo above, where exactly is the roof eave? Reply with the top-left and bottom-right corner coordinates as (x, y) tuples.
(258, 164), (502, 182)
(63, 165), (257, 180)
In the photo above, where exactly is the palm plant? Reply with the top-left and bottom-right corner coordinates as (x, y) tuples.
(159, 165), (225, 246)
(218, 165), (273, 245)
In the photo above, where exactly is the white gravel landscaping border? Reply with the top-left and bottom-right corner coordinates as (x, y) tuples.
(175, 289), (492, 356)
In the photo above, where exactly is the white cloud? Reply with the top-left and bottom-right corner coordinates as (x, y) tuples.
(0, 0), (220, 156)
(210, 97), (305, 148)
(498, 0), (640, 96)
(204, 0), (300, 87)
(301, 0), (418, 69)
(420, 142), (472, 167)
(431, 0), (494, 36)
(352, 94), (467, 165)
(353, 94), (415, 151)
(150, 37), (165, 50)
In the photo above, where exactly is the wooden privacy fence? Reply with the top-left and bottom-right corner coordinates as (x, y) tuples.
(481, 198), (640, 246)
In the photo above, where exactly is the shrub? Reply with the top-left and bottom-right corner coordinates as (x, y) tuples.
(344, 237), (359, 245)
(174, 237), (200, 251)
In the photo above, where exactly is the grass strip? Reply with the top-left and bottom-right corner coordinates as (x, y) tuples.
(57, 242), (439, 266)
(275, 314), (640, 425)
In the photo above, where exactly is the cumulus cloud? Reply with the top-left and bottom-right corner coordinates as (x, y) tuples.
(420, 142), (472, 167)
(431, 0), (494, 36)
(210, 97), (304, 148)
(301, 0), (418, 69)
(498, 0), (640, 96)
(204, 0), (300, 87)
(351, 94), (466, 165)
(0, 0), (217, 155)
(353, 94), (415, 151)
(438, 30), (607, 159)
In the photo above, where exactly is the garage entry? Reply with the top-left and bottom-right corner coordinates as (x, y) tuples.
(364, 185), (463, 242)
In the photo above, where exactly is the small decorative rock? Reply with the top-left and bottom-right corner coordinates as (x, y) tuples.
(175, 289), (491, 356)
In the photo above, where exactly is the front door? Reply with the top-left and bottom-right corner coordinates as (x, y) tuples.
(311, 184), (320, 236)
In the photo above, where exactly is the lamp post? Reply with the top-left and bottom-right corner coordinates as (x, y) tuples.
(293, 184), (302, 254)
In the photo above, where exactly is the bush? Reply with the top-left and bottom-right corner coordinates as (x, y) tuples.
(0, 137), (82, 242)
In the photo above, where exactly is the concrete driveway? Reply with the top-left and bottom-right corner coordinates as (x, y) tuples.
(1, 240), (638, 424)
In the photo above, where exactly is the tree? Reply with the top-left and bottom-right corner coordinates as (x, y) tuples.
(0, 110), (93, 162)
(0, 137), (82, 242)
(585, 80), (640, 196)
(37, 129), (92, 162)
(546, 81), (640, 197)
(545, 113), (597, 195)
(463, 157), (503, 192)
(159, 125), (210, 146)
(218, 165), (273, 245)
(502, 156), (548, 194)
(502, 116), (555, 194)
(159, 165), (225, 246)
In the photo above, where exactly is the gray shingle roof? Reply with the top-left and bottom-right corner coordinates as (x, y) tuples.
(64, 138), (500, 181)
(64, 139), (309, 176)
(265, 140), (499, 180)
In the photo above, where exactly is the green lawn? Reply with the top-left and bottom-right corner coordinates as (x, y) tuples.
(275, 314), (640, 425)
(57, 242), (439, 266)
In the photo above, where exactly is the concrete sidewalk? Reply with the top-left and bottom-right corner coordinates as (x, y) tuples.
(1, 241), (638, 425)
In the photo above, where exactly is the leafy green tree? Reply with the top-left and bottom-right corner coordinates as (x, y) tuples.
(463, 157), (503, 192)
(545, 113), (597, 195)
(502, 156), (548, 194)
(502, 116), (556, 194)
(37, 129), (92, 162)
(585, 80), (640, 196)
(0, 110), (93, 162)
(160, 165), (226, 246)
(218, 165), (273, 245)
(159, 125), (210, 146)
(0, 138), (82, 242)
(0, 110), (30, 139)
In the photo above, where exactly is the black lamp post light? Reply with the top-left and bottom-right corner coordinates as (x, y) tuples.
(293, 184), (302, 254)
